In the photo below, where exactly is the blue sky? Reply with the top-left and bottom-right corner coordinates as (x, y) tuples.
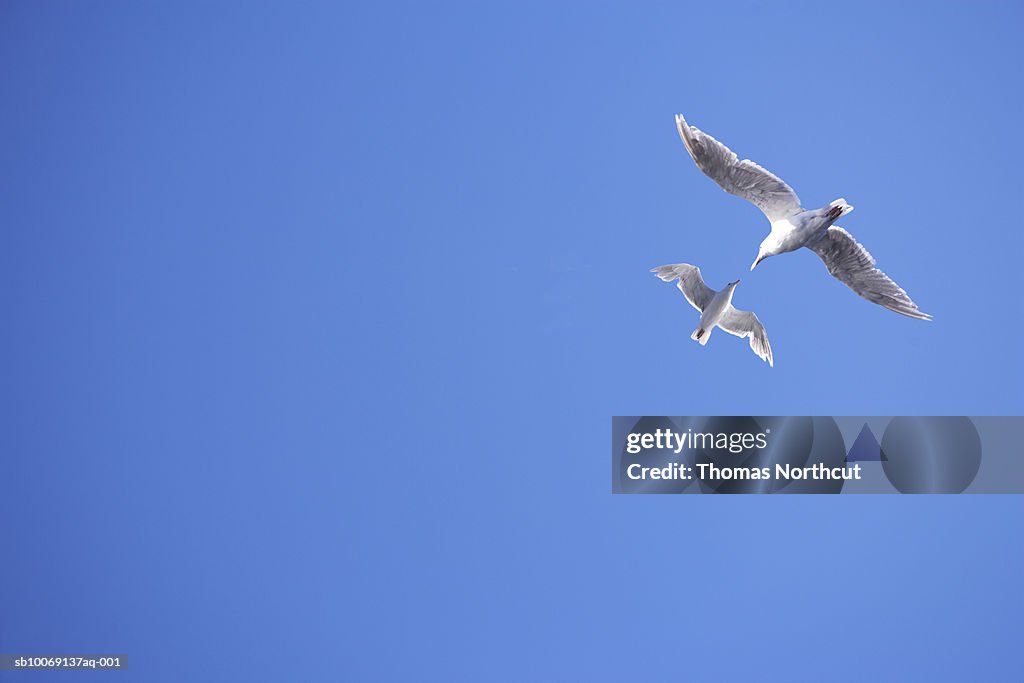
(1, 2), (1022, 681)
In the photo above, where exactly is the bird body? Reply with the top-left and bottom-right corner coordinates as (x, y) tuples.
(674, 113), (930, 320)
(755, 198), (854, 268)
(652, 264), (773, 367)
(694, 281), (739, 344)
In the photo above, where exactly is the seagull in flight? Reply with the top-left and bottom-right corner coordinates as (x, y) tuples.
(674, 113), (931, 320)
(652, 263), (773, 367)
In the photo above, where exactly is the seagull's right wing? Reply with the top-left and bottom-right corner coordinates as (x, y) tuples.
(651, 263), (715, 312)
(719, 308), (774, 367)
(675, 113), (802, 222)
(808, 226), (932, 320)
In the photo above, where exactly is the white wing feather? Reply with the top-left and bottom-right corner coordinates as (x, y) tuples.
(718, 307), (774, 367)
(808, 226), (931, 320)
(651, 263), (715, 312)
(675, 113), (802, 222)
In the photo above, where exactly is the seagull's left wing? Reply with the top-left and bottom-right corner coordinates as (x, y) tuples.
(719, 308), (773, 367)
(675, 113), (802, 222)
(808, 226), (931, 320)
(651, 263), (715, 312)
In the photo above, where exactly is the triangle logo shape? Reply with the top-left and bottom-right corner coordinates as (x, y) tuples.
(847, 424), (883, 461)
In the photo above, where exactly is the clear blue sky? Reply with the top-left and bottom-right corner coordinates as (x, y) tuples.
(1, 1), (1021, 681)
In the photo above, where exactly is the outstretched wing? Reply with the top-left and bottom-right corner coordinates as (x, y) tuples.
(719, 307), (773, 367)
(651, 263), (715, 312)
(808, 226), (931, 320)
(675, 113), (802, 222)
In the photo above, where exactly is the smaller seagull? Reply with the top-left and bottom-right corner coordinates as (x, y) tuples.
(652, 263), (773, 367)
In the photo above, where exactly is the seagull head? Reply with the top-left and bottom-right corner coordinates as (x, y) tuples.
(727, 279), (741, 288)
(751, 237), (782, 271)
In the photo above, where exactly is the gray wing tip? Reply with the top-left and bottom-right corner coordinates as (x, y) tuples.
(674, 113), (698, 157)
(757, 334), (773, 368)
(650, 265), (675, 282)
(751, 339), (773, 367)
(650, 263), (696, 282)
(901, 309), (933, 321)
(879, 296), (932, 321)
(874, 299), (932, 320)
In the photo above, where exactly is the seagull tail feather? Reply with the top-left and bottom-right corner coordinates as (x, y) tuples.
(826, 198), (855, 222)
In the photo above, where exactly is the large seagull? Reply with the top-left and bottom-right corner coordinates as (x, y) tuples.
(674, 113), (931, 320)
